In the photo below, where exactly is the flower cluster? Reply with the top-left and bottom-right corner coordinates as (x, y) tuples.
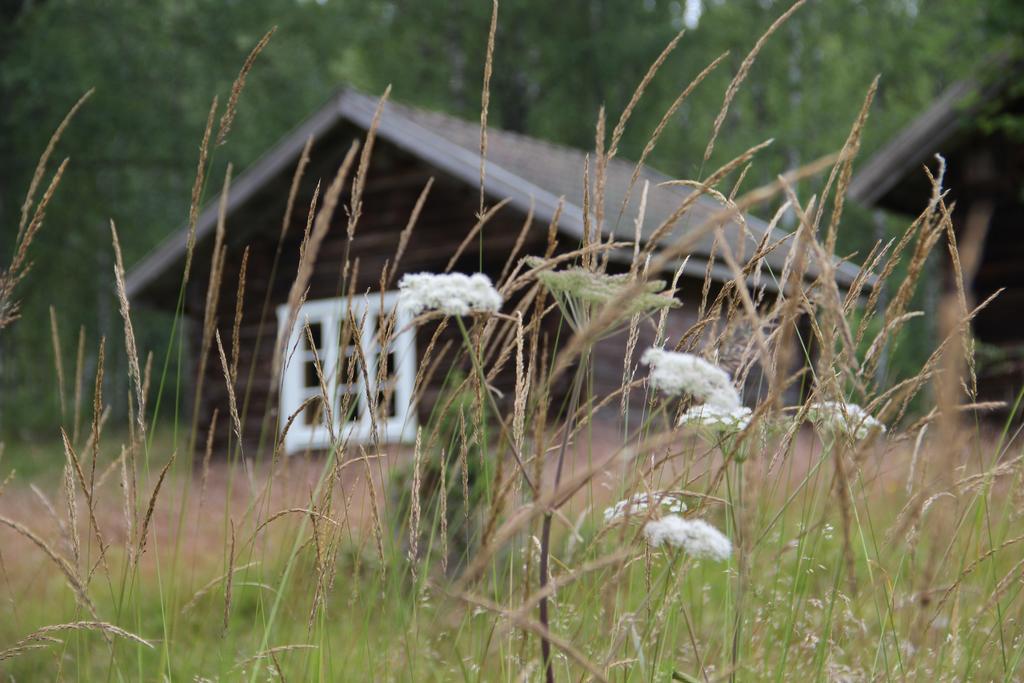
(642, 515), (732, 561)
(806, 401), (885, 441)
(641, 348), (741, 409)
(603, 492), (687, 525)
(397, 272), (503, 316)
(678, 403), (752, 434)
(531, 262), (678, 334)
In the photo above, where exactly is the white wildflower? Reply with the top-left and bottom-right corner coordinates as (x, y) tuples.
(398, 272), (503, 316)
(603, 492), (686, 525)
(641, 348), (741, 408)
(532, 263), (679, 333)
(642, 515), (732, 561)
(806, 401), (885, 441)
(678, 403), (752, 433)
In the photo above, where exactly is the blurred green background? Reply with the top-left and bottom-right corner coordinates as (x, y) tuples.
(1, 0), (1021, 436)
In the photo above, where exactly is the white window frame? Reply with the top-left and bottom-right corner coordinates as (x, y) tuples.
(276, 292), (417, 454)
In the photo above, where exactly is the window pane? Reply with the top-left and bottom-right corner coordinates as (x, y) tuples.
(378, 350), (397, 382)
(304, 360), (320, 389)
(305, 322), (323, 350)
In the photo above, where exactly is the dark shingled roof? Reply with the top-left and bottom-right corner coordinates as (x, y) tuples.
(126, 87), (865, 299)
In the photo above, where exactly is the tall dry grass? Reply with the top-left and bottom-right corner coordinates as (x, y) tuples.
(2, 3), (1023, 681)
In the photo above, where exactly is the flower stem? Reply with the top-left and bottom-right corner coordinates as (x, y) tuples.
(538, 356), (587, 683)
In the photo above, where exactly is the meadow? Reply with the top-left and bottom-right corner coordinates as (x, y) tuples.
(2, 7), (1023, 681)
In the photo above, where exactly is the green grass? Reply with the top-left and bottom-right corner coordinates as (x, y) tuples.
(1, 444), (1021, 681)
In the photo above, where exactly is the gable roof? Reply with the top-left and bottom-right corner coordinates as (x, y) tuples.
(849, 57), (1022, 208)
(126, 87), (864, 299)
(847, 79), (978, 207)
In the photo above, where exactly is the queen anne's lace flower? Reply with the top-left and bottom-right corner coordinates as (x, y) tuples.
(643, 515), (732, 561)
(679, 403), (752, 433)
(641, 348), (741, 409)
(530, 261), (678, 334)
(806, 401), (885, 441)
(398, 272), (503, 316)
(603, 492), (686, 525)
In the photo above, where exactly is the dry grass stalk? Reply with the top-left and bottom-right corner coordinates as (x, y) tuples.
(181, 561), (259, 615)
(0, 515), (98, 619)
(17, 89), (92, 237)
(453, 590), (609, 682)
(704, 0), (806, 162)
(60, 429), (107, 571)
(192, 163), (234, 443)
(512, 313), (530, 457)
(62, 452), (80, 572)
(445, 198), (512, 272)
(858, 214), (923, 340)
(479, 0), (499, 218)
(135, 451), (176, 568)
(231, 246), (250, 384)
(275, 142), (359, 386)
(233, 644), (318, 671)
(582, 153), (593, 269)
(946, 198), (993, 399)
(542, 154), (831, 389)
(1, 158), (69, 329)
(110, 221), (147, 442)
(0, 621), (152, 662)
(822, 76), (879, 255)
(216, 330), (244, 451)
(0, 638), (59, 663)
(118, 444), (134, 562)
(304, 323), (336, 443)
(184, 97), (218, 282)
(3, 85), (89, 320)
(593, 108), (607, 268)
(618, 52), (729, 225)
(141, 350), (154, 411)
(29, 484), (64, 538)
(280, 136), (315, 242)
(49, 306), (66, 416)
(439, 448), (449, 575)
(409, 428), (423, 581)
(500, 200), (536, 285)
(305, 499), (325, 626)
(348, 87), (390, 239)
(642, 138), (775, 259)
(224, 518), (236, 635)
(72, 325), (86, 444)
(236, 136), (315, 452)
(609, 29), (685, 160)
(358, 445), (387, 578)
(217, 27), (276, 146)
(89, 337), (105, 491)
(388, 178), (434, 286)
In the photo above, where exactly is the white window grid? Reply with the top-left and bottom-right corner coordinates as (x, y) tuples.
(276, 292), (417, 454)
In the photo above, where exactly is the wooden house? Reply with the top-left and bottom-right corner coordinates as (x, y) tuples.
(849, 62), (1024, 407)
(126, 88), (864, 455)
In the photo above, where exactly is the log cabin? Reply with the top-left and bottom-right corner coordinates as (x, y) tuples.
(849, 60), (1024, 409)
(126, 87), (865, 455)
